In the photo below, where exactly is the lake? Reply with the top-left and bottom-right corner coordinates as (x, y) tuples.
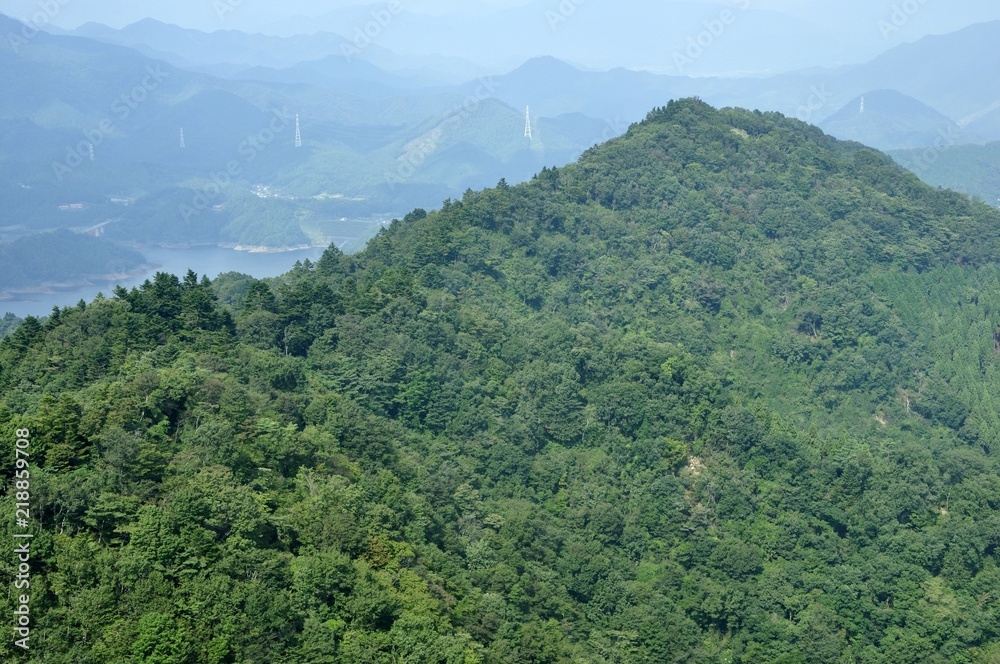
(1, 244), (328, 318)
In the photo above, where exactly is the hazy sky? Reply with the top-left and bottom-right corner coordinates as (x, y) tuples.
(1, 0), (998, 73)
(1, 0), (532, 28)
(0, 0), (996, 33)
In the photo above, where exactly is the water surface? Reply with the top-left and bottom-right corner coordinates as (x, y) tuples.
(2, 245), (327, 318)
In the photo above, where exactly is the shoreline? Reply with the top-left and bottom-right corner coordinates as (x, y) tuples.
(121, 241), (321, 254)
(0, 265), (159, 302)
(228, 243), (317, 254)
(0, 245), (326, 304)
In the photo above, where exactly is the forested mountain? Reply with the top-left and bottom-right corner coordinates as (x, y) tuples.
(892, 140), (1000, 208)
(4, 99), (1000, 662)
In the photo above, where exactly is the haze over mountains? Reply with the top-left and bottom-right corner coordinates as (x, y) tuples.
(2, 5), (1000, 303)
(67, 17), (485, 84)
(48, 14), (1000, 133)
(12, 0), (1000, 74)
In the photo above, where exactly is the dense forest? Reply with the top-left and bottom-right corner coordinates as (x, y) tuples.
(3, 98), (1000, 662)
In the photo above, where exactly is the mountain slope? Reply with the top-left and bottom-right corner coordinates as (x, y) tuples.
(892, 139), (1000, 207)
(820, 89), (968, 151)
(3, 99), (1000, 662)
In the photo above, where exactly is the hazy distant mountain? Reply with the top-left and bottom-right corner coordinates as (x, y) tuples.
(0, 229), (146, 293)
(537, 112), (625, 158)
(71, 18), (356, 70)
(843, 21), (1000, 122)
(445, 20), (1000, 150)
(965, 105), (1000, 140)
(0, 17), (308, 183)
(53, 15), (1000, 148)
(892, 140), (1000, 208)
(8, 9), (1000, 257)
(229, 56), (426, 97)
(480, 57), (688, 123)
(820, 90), (968, 151)
(683, 22), (1000, 142)
(68, 18), (485, 85)
(269, 0), (848, 75)
(0, 14), (619, 253)
(378, 98), (603, 192)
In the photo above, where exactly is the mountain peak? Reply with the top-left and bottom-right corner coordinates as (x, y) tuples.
(639, 97), (726, 129)
(820, 89), (963, 150)
(124, 17), (177, 31)
(508, 55), (582, 77)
